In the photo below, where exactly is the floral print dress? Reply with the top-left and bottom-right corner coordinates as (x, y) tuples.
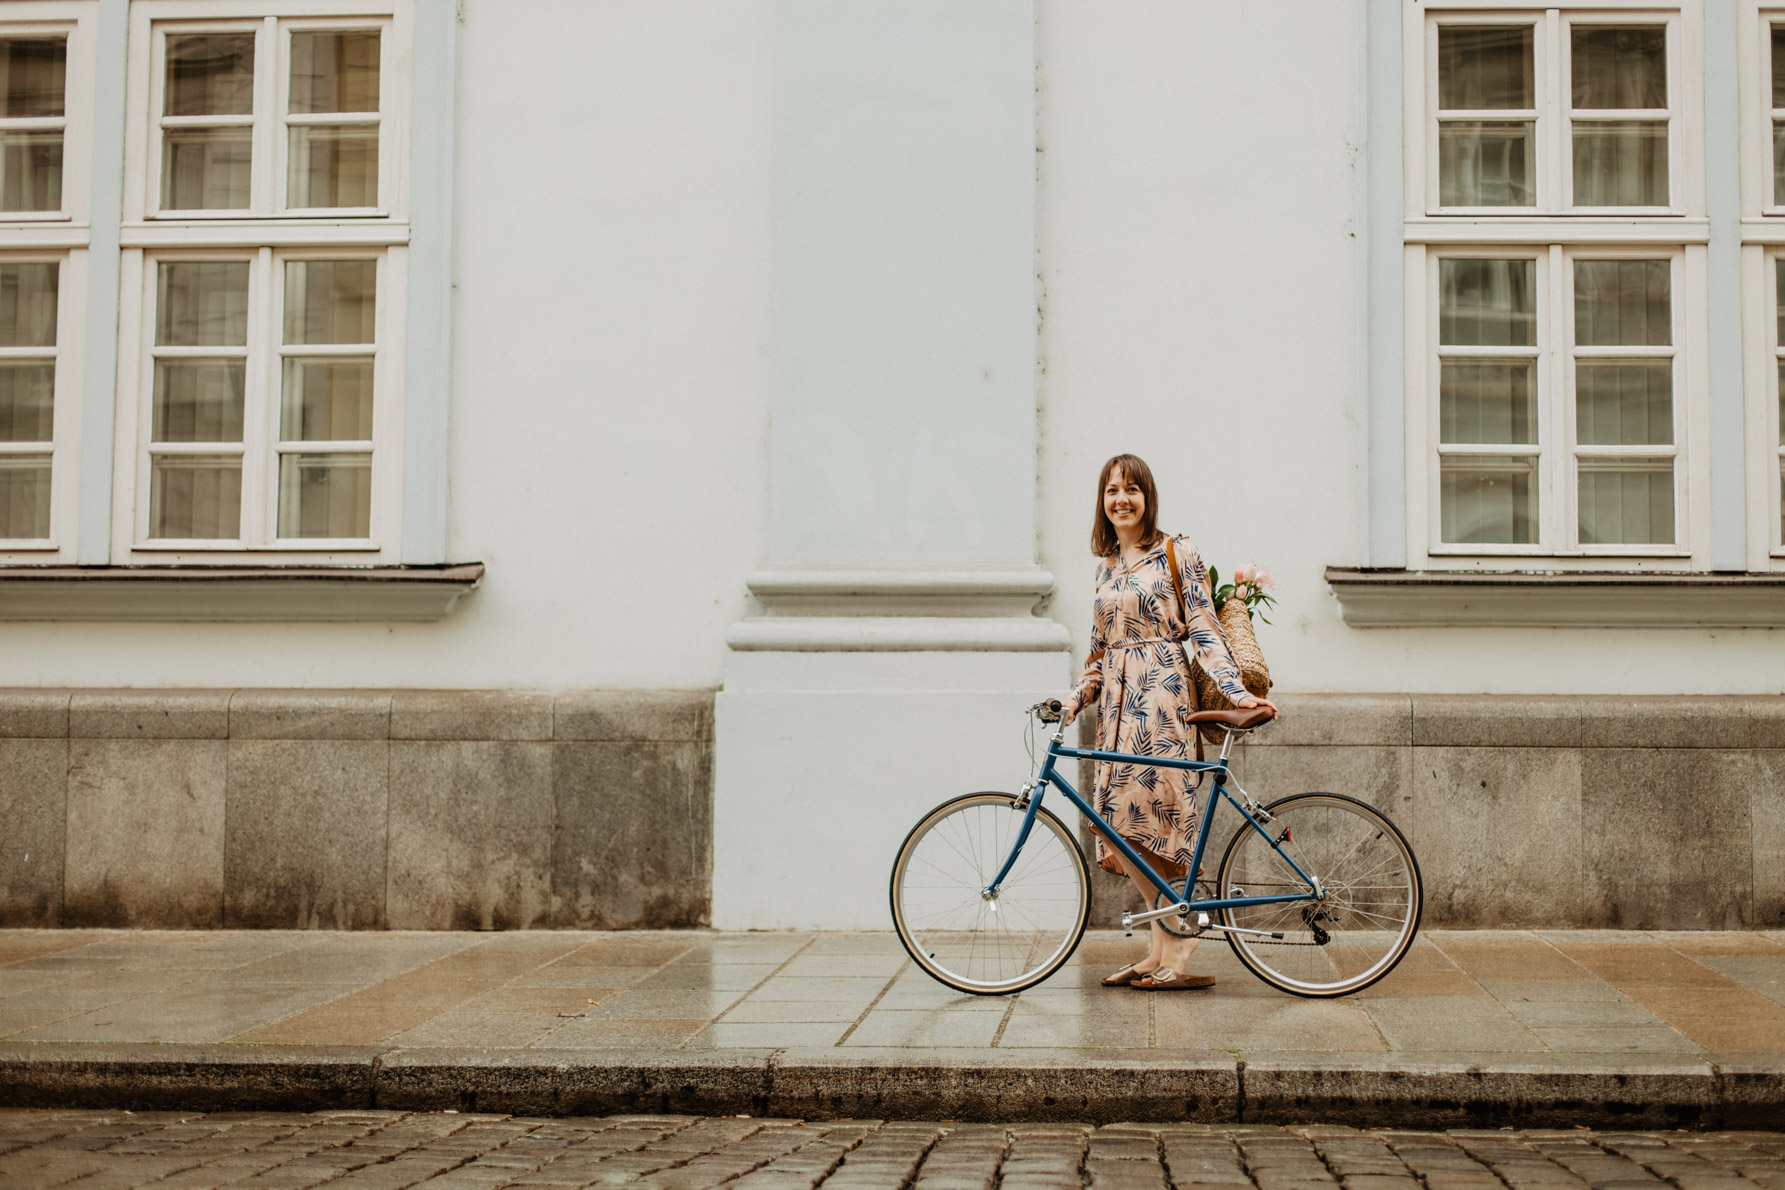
(1061, 535), (1250, 879)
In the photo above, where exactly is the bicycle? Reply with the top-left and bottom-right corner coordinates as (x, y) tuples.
(888, 700), (1422, 998)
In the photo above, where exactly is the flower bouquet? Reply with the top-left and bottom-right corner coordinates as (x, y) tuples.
(1191, 561), (1275, 740)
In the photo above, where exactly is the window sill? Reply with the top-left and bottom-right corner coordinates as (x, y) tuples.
(0, 563), (484, 621)
(1325, 567), (1785, 628)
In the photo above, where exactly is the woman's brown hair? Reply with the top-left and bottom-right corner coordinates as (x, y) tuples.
(1091, 453), (1163, 557)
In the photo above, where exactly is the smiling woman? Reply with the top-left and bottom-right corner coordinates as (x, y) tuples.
(1060, 453), (1277, 992)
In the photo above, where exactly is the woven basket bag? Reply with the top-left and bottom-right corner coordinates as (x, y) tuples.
(1164, 539), (1273, 745)
(1190, 599), (1272, 742)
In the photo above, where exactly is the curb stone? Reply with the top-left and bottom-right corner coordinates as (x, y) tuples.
(0, 1044), (1782, 1128)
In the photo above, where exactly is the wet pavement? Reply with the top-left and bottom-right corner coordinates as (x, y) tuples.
(4, 928), (1785, 1057)
(4, 929), (1785, 1126)
(7, 1110), (1785, 1189)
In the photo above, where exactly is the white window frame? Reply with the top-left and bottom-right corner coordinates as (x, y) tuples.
(0, 251), (85, 557)
(1417, 244), (1701, 559)
(1406, 0), (1714, 571)
(1422, 5), (1690, 218)
(1735, 7), (1785, 568)
(132, 8), (403, 223)
(114, 0), (411, 563)
(0, 3), (95, 563)
(0, 4), (96, 228)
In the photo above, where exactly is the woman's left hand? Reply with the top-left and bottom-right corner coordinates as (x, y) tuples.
(1237, 696), (1279, 716)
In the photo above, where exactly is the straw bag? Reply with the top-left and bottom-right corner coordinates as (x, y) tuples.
(1166, 539), (1272, 745)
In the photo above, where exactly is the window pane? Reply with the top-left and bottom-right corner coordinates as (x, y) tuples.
(287, 125), (378, 208)
(278, 452), (370, 538)
(1576, 362), (1672, 446)
(290, 31), (380, 114)
(0, 263), (57, 347)
(149, 455), (240, 539)
(284, 260), (375, 345)
(0, 362), (55, 442)
(1572, 122), (1667, 206)
(0, 38), (65, 118)
(161, 128), (251, 210)
(282, 358), (373, 441)
(152, 360), (244, 443)
(1776, 121), (1785, 207)
(1776, 27), (1785, 107)
(1439, 27), (1533, 110)
(0, 130), (62, 212)
(1578, 461), (1674, 545)
(1572, 27), (1666, 109)
(157, 262), (249, 347)
(1574, 260), (1670, 346)
(0, 454), (49, 539)
(1779, 259), (1785, 352)
(1438, 122), (1534, 206)
(1439, 259), (1535, 346)
(165, 34), (254, 116)
(1440, 455), (1537, 544)
(1440, 361), (1536, 445)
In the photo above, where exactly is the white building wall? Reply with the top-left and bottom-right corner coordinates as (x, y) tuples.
(1035, 0), (1785, 697)
(0, 0), (777, 692)
(0, 0), (1779, 699)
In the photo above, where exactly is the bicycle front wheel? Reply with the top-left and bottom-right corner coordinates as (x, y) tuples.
(890, 792), (1090, 995)
(1215, 792), (1422, 997)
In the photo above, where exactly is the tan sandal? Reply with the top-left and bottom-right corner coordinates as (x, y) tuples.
(1133, 968), (1215, 991)
(1100, 963), (1153, 987)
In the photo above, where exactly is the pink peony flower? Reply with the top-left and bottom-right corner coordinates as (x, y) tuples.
(1254, 567), (1275, 591)
(1231, 563), (1254, 585)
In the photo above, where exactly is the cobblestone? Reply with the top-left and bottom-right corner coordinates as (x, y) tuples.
(3, 1111), (1785, 1189)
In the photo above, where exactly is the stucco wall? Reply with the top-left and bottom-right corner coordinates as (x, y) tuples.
(1034, 1), (1785, 696)
(0, 0), (1779, 701)
(0, 0), (777, 692)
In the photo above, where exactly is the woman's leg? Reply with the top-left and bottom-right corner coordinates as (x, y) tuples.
(1120, 852), (1201, 974)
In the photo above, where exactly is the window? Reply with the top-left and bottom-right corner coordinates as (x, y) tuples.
(1432, 250), (1682, 553)
(1408, 4), (1705, 568)
(0, 34), (67, 215)
(0, 260), (60, 544)
(1774, 259), (1785, 549)
(0, 5), (88, 558)
(117, 1), (409, 561)
(149, 18), (386, 217)
(134, 250), (380, 545)
(1772, 23), (1785, 208)
(1431, 12), (1679, 213)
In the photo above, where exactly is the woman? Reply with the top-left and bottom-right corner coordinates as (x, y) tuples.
(1060, 453), (1276, 991)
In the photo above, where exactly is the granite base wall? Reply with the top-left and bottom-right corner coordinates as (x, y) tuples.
(1, 689), (1777, 930)
(0, 689), (713, 930)
(1082, 693), (1785, 931)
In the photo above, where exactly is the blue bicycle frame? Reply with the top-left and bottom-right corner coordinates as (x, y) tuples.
(987, 725), (1321, 918)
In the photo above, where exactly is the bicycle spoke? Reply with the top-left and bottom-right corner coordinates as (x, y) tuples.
(892, 795), (1089, 994)
(1216, 794), (1421, 997)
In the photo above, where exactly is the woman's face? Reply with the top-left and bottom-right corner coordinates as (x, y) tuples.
(1103, 469), (1145, 538)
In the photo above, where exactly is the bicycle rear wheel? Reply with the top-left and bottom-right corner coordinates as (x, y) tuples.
(1214, 792), (1421, 997)
(890, 792), (1090, 995)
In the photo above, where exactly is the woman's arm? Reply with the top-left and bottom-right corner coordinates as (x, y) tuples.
(1178, 539), (1263, 708)
(1060, 570), (1111, 727)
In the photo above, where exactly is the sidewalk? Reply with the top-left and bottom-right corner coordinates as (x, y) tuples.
(3, 929), (1784, 1128)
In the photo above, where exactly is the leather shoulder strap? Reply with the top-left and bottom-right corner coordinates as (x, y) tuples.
(1164, 536), (1188, 638)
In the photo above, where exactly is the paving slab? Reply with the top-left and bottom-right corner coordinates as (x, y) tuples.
(0, 929), (1784, 1125)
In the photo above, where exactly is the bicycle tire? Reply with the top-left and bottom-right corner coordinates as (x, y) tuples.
(1214, 792), (1422, 998)
(890, 792), (1091, 995)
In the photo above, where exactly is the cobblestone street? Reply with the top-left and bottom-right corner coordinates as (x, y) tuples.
(6, 1110), (1785, 1190)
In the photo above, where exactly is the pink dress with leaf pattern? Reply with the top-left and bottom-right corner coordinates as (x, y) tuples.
(1061, 535), (1249, 879)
